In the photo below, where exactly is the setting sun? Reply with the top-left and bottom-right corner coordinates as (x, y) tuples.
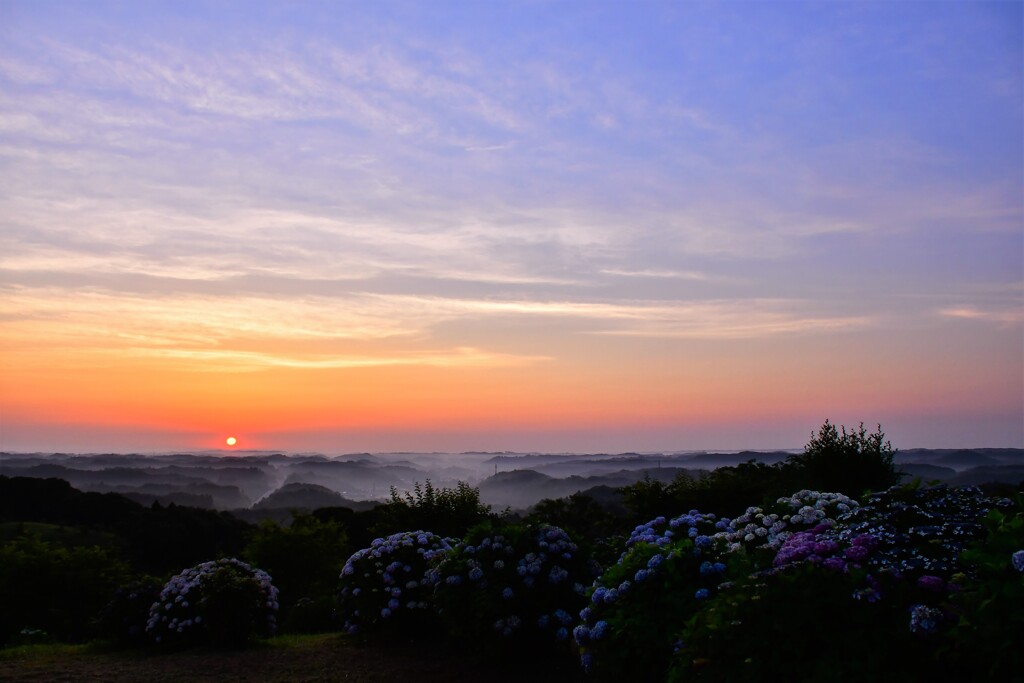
(225, 436), (237, 447)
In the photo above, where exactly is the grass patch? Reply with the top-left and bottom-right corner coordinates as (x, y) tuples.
(0, 642), (93, 662)
(263, 632), (346, 649)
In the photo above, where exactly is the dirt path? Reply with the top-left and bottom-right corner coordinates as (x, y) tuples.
(0, 635), (586, 683)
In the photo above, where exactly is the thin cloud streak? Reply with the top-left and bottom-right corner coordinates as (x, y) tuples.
(939, 306), (1024, 325)
(130, 346), (550, 372)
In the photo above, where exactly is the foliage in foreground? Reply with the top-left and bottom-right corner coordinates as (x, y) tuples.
(0, 535), (131, 645)
(431, 522), (595, 663)
(668, 485), (1018, 683)
(146, 558), (279, 648)
(337, 530), (453, 636)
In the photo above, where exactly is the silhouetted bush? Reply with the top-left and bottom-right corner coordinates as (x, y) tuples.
(96, 578), (162, 646)
(785, 420), (900, 498)
(373, 480), (492, 538)
(0, 535), (131, 645)
(244, 512), (349, 629)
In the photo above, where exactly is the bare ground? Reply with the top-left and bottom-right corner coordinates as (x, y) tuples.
(0, 634), (586, 683)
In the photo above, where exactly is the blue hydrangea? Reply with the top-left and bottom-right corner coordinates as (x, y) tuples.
(909, 604), (942, 634)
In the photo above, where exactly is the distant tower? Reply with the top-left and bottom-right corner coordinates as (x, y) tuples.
(494, 463), (498, 476)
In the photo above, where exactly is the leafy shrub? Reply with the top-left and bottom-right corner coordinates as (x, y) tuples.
(374, 481), (492, 538)
(574, 490), (865, 681)
(670, 560), (945, 683)
(244, 512), (349, 630)
(574, 511), (730, 681)
(338, 530), (453, 636)
(786, 421), (899, 497)
(943, 497), (1024, 678)
(432, 523), (593, 661)
(669, 484), (1013, 682)
(0, 535), (131, 646)
(96, 578), (162, 646)
(146, 558), (279, 648)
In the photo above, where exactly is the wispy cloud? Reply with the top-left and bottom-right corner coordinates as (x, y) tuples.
(599, 268), (709, 281)
(128, 346), (549, 373)
(939, 306), (1024, 325)
(368, 294), (874, 339)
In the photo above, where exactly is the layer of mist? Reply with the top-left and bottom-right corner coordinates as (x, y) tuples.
(2, 448), (1022, 514)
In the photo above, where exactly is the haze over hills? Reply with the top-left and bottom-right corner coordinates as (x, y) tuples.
(2, 448), (1023, 513)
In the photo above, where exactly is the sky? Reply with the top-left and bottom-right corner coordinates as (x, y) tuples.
(0, 1), (1021, 454)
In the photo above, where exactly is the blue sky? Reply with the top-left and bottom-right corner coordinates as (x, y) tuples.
(1, 1), (1021, 452)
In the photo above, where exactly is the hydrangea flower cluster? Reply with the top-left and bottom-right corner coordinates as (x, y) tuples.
(1011, 549), (1024, 573)
(713, 490), (859, 553)
(826, 485), (1009, 579)
(773, 525), (881, 572)
(717, 484), (1012, 655)
(433, 524), (591, 650)
(575, 510), (727, 680)
(146, 558), (279, 646)
(763, 485), (1012, 619)
(338, 530), (453, 634)
(908, 604), (944, 635)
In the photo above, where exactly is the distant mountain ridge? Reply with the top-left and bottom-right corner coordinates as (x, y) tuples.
(2, 448), (1021, 512)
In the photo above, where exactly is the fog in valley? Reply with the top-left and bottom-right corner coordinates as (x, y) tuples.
(2, 448), (1023, 519)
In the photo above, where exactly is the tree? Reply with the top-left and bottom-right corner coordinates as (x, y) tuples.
(374, 480), (492, 537)
(244, 513), (349, 612)
(787, 420), (899, 497)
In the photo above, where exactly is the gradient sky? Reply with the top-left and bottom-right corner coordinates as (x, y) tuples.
(1, 1), (1021, 454)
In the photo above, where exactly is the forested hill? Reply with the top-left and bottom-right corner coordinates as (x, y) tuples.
(0, 476), (251, 575)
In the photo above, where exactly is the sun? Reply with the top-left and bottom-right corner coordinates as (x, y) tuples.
(225, 436), (237, 447)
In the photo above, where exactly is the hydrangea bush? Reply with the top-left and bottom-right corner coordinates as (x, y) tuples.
(667, 484), (1016, 682)
(574, 511), (731, 681)
(338, 530), (453, 635)
(668, 558), (946, 683)
(432, 523), (593, 660)
(98, 578), (162, 645)
(146, 558), (279, 648)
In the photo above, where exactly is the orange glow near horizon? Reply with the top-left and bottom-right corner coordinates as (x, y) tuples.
(2, 314), (1022, 453)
